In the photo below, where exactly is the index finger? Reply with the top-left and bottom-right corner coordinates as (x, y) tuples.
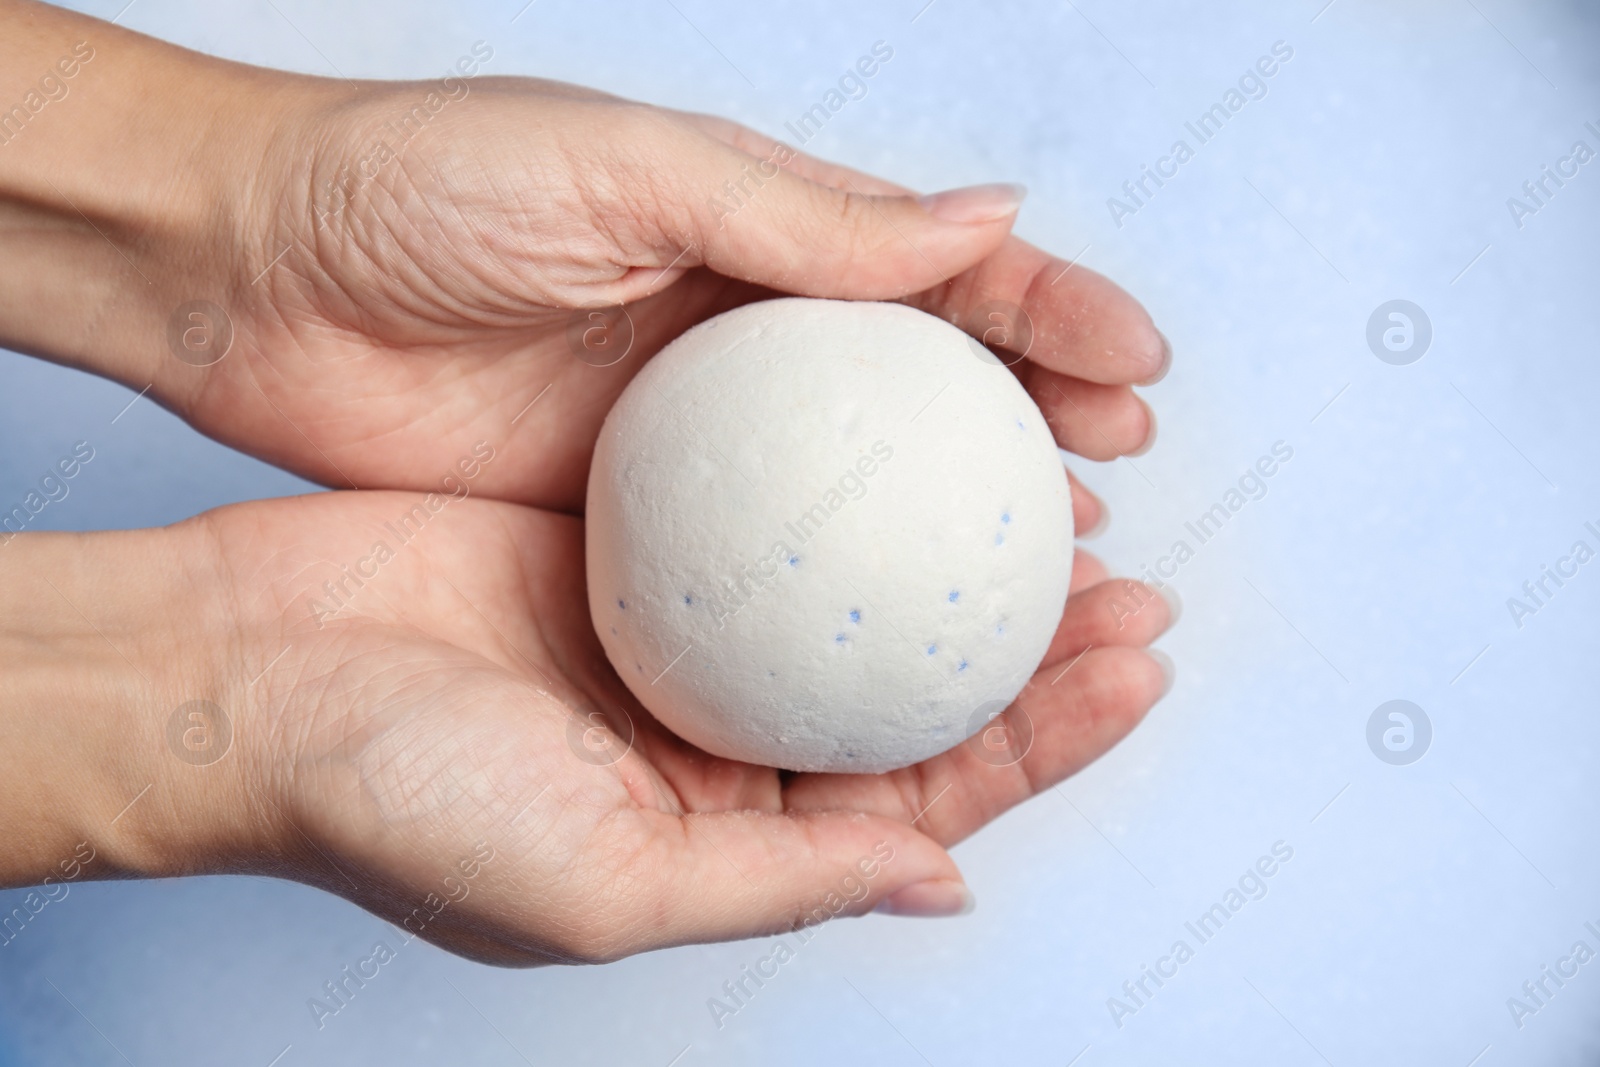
(903, 235), (1169, 386)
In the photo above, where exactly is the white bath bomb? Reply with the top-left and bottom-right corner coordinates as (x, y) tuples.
(585, 298), (1073, 773)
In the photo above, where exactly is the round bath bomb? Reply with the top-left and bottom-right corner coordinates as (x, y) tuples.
(585, 298), (1073, 773)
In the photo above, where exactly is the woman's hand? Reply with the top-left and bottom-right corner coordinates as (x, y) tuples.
(0, 489), (1171, 963)
(0, 2), (1178, 964)
(1, 2), (1165, 515)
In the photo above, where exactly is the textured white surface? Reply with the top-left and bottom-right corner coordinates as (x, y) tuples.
(586, 299), (1073, 772)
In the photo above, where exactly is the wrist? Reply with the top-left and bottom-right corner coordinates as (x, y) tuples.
(0, 519), (264, 886)
(0, 1), (315, 400)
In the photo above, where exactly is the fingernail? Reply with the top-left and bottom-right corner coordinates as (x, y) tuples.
(918, 183), (1027, 224)
(1157, 584), (1182, 627)
(1080, 499), (1110, 540)
(1148, 649), (1176, 697)
(873, 879), (975, 917)
(1138, 331), (1173, 386)
(1128, 399), (1158, 457)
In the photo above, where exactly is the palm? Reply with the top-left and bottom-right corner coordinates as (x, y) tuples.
(209, 487), (1166, 963)
(196, 266), (750, 512)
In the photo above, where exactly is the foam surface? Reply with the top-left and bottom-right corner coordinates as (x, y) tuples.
(586, 299), (1072, 772)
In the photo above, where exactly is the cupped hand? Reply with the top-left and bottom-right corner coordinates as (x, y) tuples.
(196, 488), (1172, 964)
(152, 73), (1165, 512)
(1, 7), (1180, 965)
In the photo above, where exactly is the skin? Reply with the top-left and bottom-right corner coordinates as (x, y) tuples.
(0, 0), (1175, 963)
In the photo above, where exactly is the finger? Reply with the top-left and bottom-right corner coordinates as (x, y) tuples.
(673, 111), (913, 196)
(1019, 364), (1155, 461)
(1066, 468), (1107, 538)
(1041, 578), (1177, 665)
(625, 121), (1024, 301)
(1071, 549), (1107, 592)
(782, 645), (1170, 847)
(918, 645), (1171, 844)
(588, 807), (971, 957)
(903, 235), (1168, 386)
(669, 113), (1171, 390)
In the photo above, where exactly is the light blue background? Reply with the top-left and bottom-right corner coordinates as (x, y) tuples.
(2, 0), (1597, 1063)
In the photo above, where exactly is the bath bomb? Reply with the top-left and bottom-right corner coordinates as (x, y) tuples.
(585, 298), (1073, 773)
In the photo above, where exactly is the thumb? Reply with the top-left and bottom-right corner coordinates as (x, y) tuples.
(624, 808), (971, 954)
(662, 139), (1024, 299)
